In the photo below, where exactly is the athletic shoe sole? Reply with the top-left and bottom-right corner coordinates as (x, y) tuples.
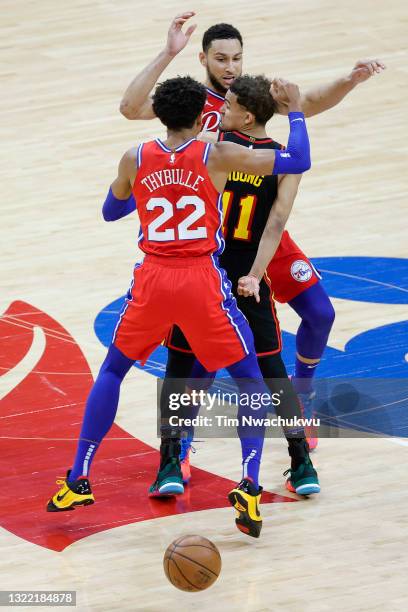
(148, 482), (184, 497)
(47, 498), (94, 512)
(295, 483), (320, 495)
(285, 480), (320, 495)
(227, 490), (262, 538)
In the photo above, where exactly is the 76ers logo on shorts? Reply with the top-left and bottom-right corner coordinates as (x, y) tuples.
(290, 259), (313, 282)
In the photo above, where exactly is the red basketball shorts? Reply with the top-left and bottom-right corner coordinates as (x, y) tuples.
(113, 254), (255, 371)
(266, 231), (321, 303)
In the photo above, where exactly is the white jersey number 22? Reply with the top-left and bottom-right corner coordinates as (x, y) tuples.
(146, 196), (207, 241)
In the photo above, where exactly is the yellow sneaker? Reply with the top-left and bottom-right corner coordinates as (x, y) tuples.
(47, 470), (94, 512)
(228, 478), (263, 538)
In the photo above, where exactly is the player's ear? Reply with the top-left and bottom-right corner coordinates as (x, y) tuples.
(199, 52), (207, 68)
(244, 111), (255, 128)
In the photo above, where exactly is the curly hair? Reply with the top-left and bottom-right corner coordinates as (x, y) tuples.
(152, 76), (207, 130)
(230, 75), (276, 125)
(202, 23), (243, 53)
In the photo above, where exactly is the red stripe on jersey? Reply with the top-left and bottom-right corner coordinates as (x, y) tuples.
(132, 139), (224, 257)
(262, 271), (283, 354)
(231, 131), (276, 144)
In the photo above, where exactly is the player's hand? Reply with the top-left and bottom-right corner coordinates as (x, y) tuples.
(270, 78), (301, 111)
(237, 275), (260, 302)
(349, 59), (386, 85)
(165, 12), (197, 57)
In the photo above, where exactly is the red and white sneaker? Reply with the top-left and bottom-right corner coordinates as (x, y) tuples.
(299, 391), (318, 451)
(180, 437), (195, 484)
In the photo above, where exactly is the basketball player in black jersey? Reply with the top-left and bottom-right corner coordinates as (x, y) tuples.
(159, 75), (320, 503)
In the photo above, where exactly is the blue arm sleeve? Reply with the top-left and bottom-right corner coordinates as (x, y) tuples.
(102, 187), (136, 222)
(272, 112), (311, 175)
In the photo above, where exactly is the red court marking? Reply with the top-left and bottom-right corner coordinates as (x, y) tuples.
(0, 301), (295, 552)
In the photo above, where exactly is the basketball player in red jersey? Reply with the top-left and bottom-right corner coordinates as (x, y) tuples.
(119, 13), (386, 448)
(47, 75), (314, 537)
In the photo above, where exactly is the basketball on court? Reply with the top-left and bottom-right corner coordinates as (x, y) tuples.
(163, 535), (222, 592)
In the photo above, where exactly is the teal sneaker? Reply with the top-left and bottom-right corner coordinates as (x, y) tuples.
(284, 456), (320, 495)
(148, 458), (184, 497)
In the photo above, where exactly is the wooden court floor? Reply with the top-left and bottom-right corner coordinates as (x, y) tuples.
(1, 0), (407, 610)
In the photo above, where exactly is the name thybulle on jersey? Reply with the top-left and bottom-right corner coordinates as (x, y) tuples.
(141, 169), (206, 194)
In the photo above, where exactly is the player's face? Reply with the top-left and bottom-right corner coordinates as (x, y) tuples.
(200, 39), (243, 94)
(220, 90), (251, 131)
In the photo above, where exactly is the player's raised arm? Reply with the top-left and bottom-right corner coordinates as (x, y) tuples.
(237, 174), (302, 302)
(119, 12), (197, 119)
(102, 149), (137, 221)
(272, 59), (386, 118)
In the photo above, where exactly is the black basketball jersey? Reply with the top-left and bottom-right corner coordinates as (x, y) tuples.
(219, 130), (283, 251)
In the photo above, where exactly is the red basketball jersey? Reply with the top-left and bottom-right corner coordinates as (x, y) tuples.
(132, 139), (224, 257)
(201, 87), (225, 133)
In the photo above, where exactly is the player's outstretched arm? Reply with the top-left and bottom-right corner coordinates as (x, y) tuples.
(210, 114), (310, 187)
(237, 175), (302, 302)
(119, 12), (197, 119)
(272, 59), (386, 118)
(102, 149), (137, 221)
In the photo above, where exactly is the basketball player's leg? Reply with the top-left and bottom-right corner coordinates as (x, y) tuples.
(289, 281), (335, 394)
(180, 348), (267, 538)
(47, 344), (135, 512)
(166, 350), (265, 520)
(268, 233), (335, 376)
(288, 281), (335, 448)
(267, 233), (335, 449)
(223, 352), (267, 538)
(257, 353), (320, 494)
(233, 277), (320, 495)
(150, 346), (197, 496)
(160, 328), (221, 489)
(154, 315), (225, 495)
(47, 262), (173, 511)
(164, 344), (274, 537)
(180, 262), (268, 537)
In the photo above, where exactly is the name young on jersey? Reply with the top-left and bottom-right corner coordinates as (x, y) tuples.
(228, 171), (265, 187)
